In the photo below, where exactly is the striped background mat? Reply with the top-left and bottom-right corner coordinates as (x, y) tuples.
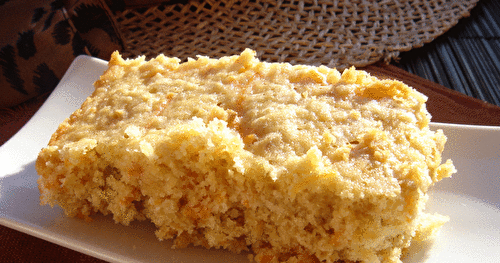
(393, 0), (500, 107)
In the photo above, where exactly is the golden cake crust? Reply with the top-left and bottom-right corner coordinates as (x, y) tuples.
(36, 49), (455, 263)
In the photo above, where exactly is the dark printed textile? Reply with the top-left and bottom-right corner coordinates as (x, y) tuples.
(0, 0), (124, 107)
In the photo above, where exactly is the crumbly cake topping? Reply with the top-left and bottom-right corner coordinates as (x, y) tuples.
(37, 49), (455, 263)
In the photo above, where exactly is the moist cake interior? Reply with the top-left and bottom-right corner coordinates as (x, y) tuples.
(36, 49), (455, 263)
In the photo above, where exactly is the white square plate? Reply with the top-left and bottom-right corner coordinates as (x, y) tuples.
(1, 55), (499, 262)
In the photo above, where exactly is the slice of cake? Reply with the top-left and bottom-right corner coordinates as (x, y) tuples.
(36, 49), (455, 263)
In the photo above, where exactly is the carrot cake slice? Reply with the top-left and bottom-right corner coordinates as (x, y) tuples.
(36, 49), (455, 263)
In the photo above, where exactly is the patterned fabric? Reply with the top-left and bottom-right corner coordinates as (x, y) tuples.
(0, 0), (124, 107)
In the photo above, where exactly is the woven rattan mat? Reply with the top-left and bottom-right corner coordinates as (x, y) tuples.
(114, 0), (479, 69)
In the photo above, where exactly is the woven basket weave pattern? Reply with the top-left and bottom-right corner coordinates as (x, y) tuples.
(115, 0), (479, 69)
